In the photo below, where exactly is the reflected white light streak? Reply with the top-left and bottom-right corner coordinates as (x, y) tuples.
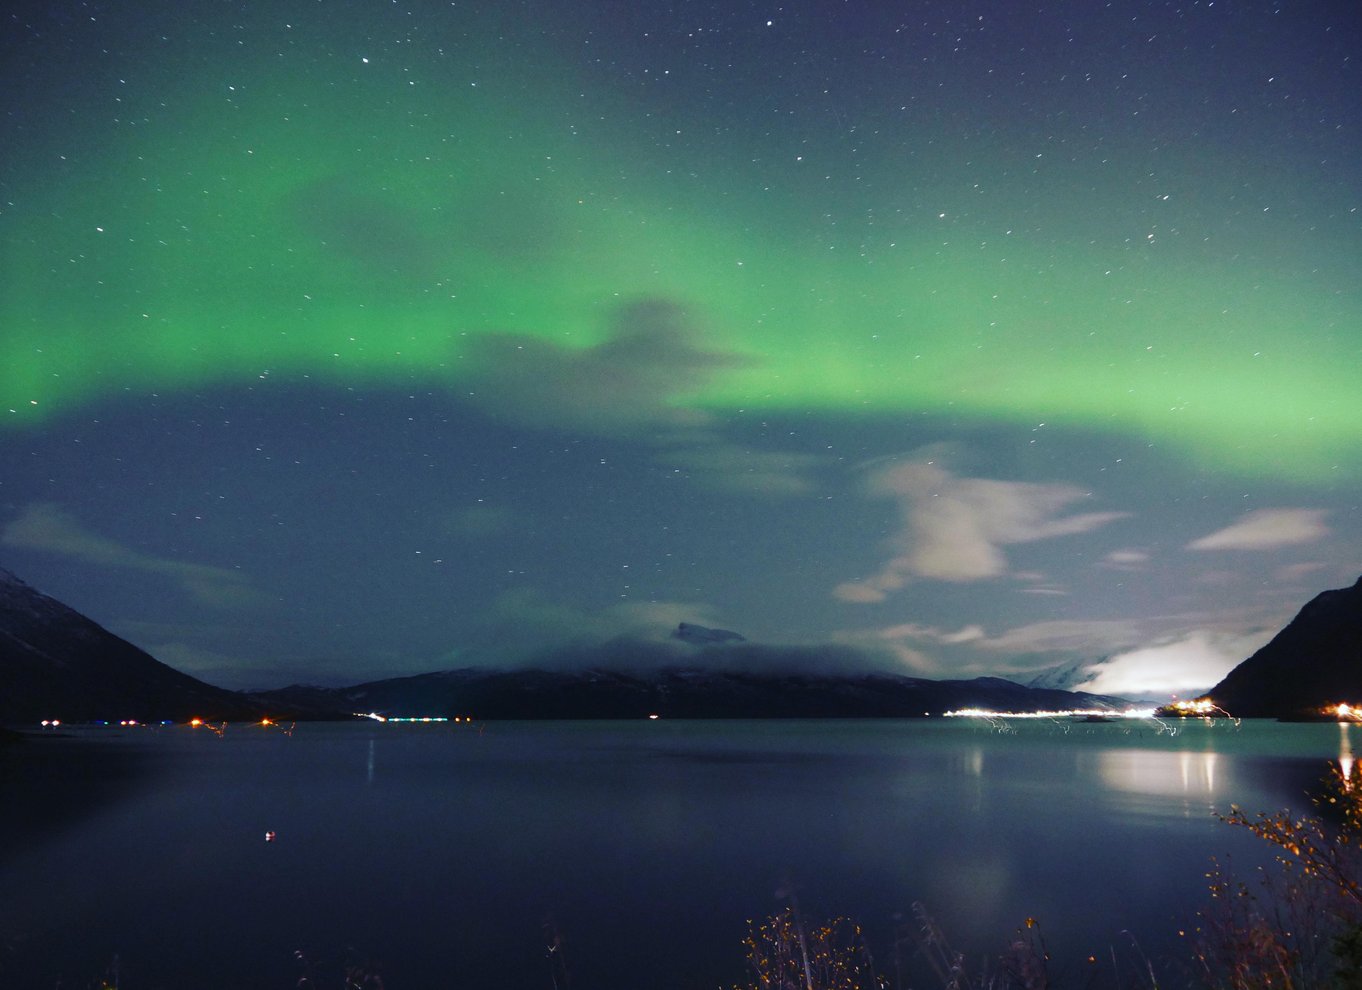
(966, 748), (984, 778)
(1178, 750), (1217, 794)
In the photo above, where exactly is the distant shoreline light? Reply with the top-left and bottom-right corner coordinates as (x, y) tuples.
(1331, 703), (1362, 722)
(943, 707), (1159, 720)
(1160, 698), (1224, 717)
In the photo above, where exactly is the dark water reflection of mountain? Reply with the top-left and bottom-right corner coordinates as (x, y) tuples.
(0, 718), (1352, 989)
(0, 731), (157, 859)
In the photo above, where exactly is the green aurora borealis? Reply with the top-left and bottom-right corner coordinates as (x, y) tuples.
(5, 3), (1358, 474)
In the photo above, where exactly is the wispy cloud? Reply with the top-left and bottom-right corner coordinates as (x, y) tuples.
(477, 589), (721, 662)
(1102, 549), (1150, 569)
(831, 615), (1147, 680)
(877, 622), (987, 645)
(971, 618), (1145, 655)
(2, 502), (260, 607)
(657, 438), (823, 495)
(834, 458), (1128, 602)
(461, 298), (824, 494)
(836, 602), (1280, 691)
(1274, 561), (1329, 584)
(858, 622), (986, 675)
(462, 299), (747, 436)
(1187, 508), (1328, 551)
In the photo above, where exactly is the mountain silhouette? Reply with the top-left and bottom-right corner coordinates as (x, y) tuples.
(0, 567), (261, 724)
(1207, 576), (1362, 718)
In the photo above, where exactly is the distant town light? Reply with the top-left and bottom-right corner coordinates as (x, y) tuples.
(944, 707), (1158, 719)
(355, 712), (452, 723)
(947, 702), (1160, 719)
(1164, 698), (1221, 716)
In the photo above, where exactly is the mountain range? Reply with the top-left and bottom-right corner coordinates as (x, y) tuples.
(10, 566), (1358, 724)
(0, 567), (1130, 725)
(264, 666), (1125, 721)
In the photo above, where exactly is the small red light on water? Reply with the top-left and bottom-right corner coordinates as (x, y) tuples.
(265, 830), (277, 842)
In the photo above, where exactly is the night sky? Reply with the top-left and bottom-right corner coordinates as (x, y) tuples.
(2, 0), (1358, 696)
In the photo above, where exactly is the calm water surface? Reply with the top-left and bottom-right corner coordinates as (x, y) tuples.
(0, 718), (1352, 988)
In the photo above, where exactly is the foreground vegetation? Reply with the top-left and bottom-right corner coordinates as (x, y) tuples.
(1194, 764), (1362, 990)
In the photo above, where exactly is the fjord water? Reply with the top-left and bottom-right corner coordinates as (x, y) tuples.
(0, 718), (1349, 988)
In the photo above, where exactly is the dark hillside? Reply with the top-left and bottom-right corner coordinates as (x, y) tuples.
(0, 567), (261, 724)
(1208, 576), (1362, 718)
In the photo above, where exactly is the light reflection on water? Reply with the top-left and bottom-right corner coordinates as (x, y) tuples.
(0, 718), (1353, 989)
(1341, 721), (1355, 781)
(1096, 748), (1219, 802)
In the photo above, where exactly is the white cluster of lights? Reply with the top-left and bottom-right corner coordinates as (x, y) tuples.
(944, 707), (1158, 719)
(1331, 703), (1362, 722)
